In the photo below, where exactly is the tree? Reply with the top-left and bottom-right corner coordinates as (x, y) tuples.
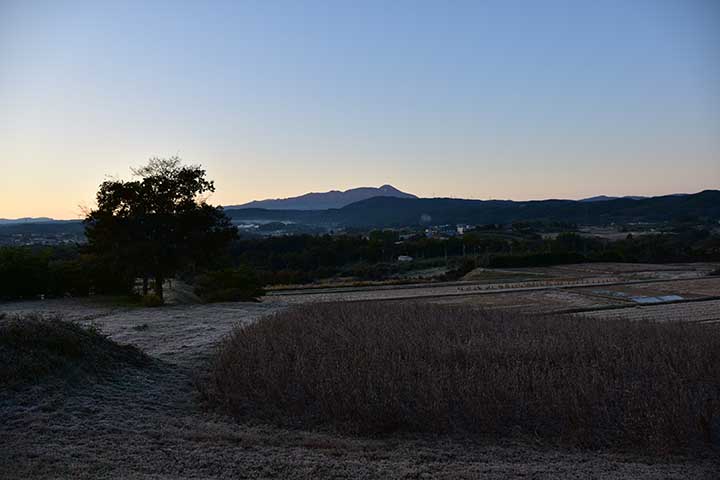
(84, 157), (238, 301)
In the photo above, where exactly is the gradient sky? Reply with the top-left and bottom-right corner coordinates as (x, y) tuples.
(1, 0), (719, 219)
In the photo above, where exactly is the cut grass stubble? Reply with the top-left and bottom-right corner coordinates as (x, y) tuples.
(202, 302), (720, 451)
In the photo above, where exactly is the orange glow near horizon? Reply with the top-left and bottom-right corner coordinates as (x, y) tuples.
(1, 1), (718, 219)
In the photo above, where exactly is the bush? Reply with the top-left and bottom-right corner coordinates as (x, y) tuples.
(0, 247), (51, 300)
(348, 262), (395, 281)
(140, 293), (164, 307)
(438, 258), (477, 281)
(487, 252), (586, 268)
(194, 267), (265, 302)
(202, 303), (720, 451)
(47, 258), (92, 297)
(0, 314), (149, 388)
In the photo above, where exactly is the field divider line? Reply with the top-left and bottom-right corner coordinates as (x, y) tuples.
(267, 279), (500, 296)
(548, 296), (720, 316)
(272, 276), (719, 303)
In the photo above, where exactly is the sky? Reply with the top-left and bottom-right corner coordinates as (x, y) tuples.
(1, 0), (719, 219)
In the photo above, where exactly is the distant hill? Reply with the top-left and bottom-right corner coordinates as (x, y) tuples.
(226, 184), (417, 210)
(0, 217), (57, 225)
(5, 190), (719, 236)
(579, 193), (688, 202)
(580, 195), (646, 202)
(225, 190), (720, 227)
(0, 220), (84, 234)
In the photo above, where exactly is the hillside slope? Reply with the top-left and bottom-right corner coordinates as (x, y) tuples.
(225, 190), (720, 227)
(227, 184), (416, 210)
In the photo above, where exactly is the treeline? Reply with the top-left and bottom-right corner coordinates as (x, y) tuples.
(488, 229), (720, 267)
(2, 228), (719, 300)
(0, 246), (131, 300)
(226, 228), (720, 285)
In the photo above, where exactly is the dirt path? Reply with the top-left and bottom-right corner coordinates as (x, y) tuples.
(1, 299), (718, 479)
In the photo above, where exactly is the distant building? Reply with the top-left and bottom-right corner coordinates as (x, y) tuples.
(456, 224), (472, 235)
(425, 225), (458, 238)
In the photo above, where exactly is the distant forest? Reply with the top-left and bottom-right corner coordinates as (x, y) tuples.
(2, 225), (718, 300)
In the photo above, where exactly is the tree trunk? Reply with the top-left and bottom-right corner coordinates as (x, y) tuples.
(155, 275), (164, 301)
(142, 276), (149, 296)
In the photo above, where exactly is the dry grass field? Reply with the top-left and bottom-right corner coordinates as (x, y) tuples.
(203, 302), (720, 449)
(2, 262), (720, 479)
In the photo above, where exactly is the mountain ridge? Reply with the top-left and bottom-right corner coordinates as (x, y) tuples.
(0, 217), (58, 225)
(226, 184), (417, 210)
(3, 190), (716, 227)
(225, 189), (720, 227)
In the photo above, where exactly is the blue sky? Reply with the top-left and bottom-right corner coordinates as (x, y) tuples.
(1, 0), (718, 218)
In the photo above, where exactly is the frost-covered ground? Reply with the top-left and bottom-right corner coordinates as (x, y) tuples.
(1, 297), (718, 479)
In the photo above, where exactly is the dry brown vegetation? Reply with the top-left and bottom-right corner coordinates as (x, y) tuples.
(2, 299), (719, 478)
(202, 302), (720, 452)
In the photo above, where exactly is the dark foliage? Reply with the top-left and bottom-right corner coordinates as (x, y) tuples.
(84, 157), (238, 300)
(488, 252), (587, 268)
(194, 267), (265, 302)
(0, 247), (50, 299)
(0, 246), (131, 300)
(225, 229), (720, 286)
(2, 226), (718, 299)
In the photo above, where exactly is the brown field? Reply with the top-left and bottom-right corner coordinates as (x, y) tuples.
(578, 299), (720, 324)
(1, 262), (719, 479)
(268, 262), (720, 318)
(427, 288), (630, 313)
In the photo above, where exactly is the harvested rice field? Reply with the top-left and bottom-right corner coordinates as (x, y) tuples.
(268, 263), (720, 318)
(2, 262), (719, 479)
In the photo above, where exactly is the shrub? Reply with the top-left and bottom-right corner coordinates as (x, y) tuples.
(47, 258), (92, 297)
(194, 267), (265, 302)
(349, 262), (395, 281)
(140, 293), (164, 307)
(0, 314), (149, 388)
(0, 247), (51, 299)
(438, 258), (477, 281)
(202, 303), (720, 451)
(487, 252), (586, 268)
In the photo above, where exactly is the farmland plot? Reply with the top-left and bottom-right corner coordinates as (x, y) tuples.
(578, 299), (720, 324)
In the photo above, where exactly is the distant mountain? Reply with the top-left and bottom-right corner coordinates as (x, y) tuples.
(0, 217), (58, 225)
(0, 220), (85, 236)
(6, 190), (718, 236)
(580, 195), (646, 202)
(225, 190), (720, 227)
(226, 184), (417, 210)
(579, 193), (688, 202)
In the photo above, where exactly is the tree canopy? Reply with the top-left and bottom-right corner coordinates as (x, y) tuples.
(84, 157), (237, 300)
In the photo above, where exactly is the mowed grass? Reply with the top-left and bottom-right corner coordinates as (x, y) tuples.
(202, 303), (720, 452)
(0, 313), (150, 388)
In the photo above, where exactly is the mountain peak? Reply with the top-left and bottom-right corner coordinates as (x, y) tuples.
(378, 184), (402, 193)
(227, 185), (417, 211)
